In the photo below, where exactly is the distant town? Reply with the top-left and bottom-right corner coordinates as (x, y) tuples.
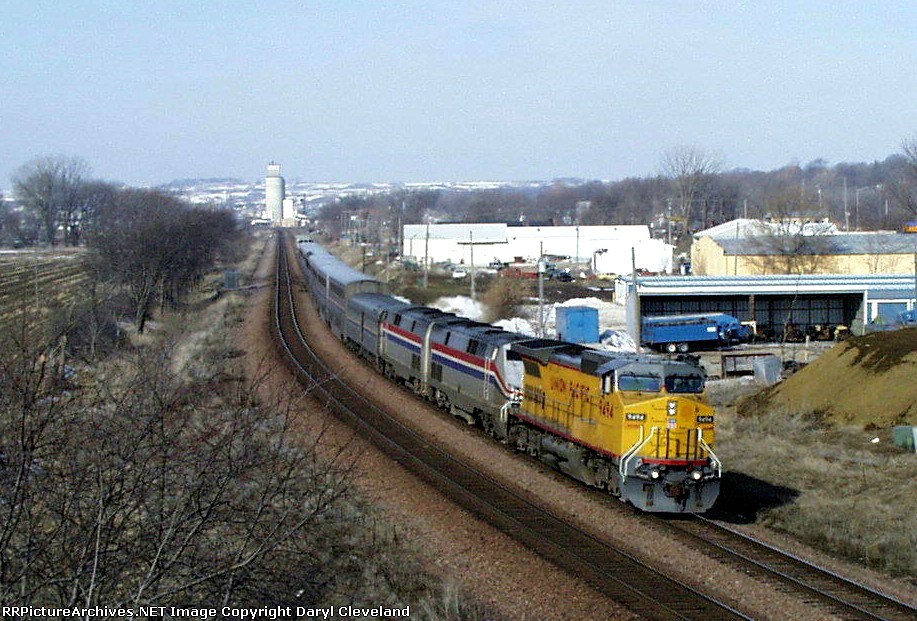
(164, 174), (560, 222)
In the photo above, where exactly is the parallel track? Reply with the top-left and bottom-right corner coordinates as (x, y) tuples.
(659, 516), (917, 621)
(272, 234), (752, 621)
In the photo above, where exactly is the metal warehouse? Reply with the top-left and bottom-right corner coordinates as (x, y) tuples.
(615, 274), (917, 338)
(402, 223), (674, 274)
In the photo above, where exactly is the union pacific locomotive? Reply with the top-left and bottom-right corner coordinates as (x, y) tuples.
(297, 238), (721, 512)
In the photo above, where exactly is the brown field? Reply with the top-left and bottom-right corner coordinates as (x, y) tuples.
(0, 249), (90, 343)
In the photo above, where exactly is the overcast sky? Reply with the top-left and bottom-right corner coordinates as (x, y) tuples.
(2, 1), (916, 187)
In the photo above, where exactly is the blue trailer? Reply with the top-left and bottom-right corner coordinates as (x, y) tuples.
(642, 313), (750, 353)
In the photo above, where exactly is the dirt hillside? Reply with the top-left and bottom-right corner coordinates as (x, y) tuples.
(739, 327), (917, 427)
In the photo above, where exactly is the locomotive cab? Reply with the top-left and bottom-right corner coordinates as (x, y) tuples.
(512, 343), (721, 512)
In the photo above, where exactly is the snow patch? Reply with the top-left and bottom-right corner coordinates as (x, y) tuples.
(598, 330), (637, 352)
(493, 317), (536, 336)
(432, 295), (485, 320)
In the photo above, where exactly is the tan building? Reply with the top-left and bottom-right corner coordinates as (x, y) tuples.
(692, 231), (916, 276)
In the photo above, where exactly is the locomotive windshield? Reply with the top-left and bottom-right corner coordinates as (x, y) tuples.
(664, 374), (705, 393)
(617, 373), (662, 392)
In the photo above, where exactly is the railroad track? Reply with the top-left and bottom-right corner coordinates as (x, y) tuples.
(657, 516), (917, 621)
(272, 234), (751, 621)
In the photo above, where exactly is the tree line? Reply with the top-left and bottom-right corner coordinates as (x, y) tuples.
(0, 299), (486, 615)
(1, 159), (489, 615)
(315, 136), (917, 251)
(3, 155), (239, 334)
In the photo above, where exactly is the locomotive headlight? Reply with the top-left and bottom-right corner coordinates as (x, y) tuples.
(650, 470), (660, 480)
(691, 470), (703, 481)
(667, 400), (677, 415)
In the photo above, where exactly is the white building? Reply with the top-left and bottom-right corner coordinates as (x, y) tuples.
(282, 197), (296, 221)
(402, 223), (673, 274)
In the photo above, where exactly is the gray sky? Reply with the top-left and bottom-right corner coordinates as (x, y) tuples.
(2, 1), (915, 187)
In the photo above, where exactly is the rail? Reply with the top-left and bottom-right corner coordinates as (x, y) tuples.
(656, 514), (917, 621)
(272, 233), (752, 621)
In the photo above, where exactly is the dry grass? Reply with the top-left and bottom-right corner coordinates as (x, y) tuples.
(480, 276), (530, 322)
(710, 380), (917, 578)
(184, 235), (493, 617)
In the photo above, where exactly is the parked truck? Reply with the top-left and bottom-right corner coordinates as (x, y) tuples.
(641, 313), (751, 353)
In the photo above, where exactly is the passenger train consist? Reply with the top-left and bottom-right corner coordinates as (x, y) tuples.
(297, 239), (721, 512)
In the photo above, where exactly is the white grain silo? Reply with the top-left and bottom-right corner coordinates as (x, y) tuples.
(265, 162), (285, 224)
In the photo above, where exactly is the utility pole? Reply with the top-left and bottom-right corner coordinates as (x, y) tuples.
(400, 200), (405, 252)
(631, 247), (641, 353)
(666, 199), (672, 245)
(470, 231), (475, 301)
(456, 230), (504, 301)
(538, 241), (545, 337)
(844, 177), (849, 232)
(423, 222), (430, 289)
(575, 225), (580, 268)
(734, 220), (740, 275)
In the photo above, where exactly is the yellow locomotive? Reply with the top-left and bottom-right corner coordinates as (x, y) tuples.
(509, 340), (720, 512)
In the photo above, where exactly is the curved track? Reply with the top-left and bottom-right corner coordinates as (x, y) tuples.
(660, 516), (917, 621)
(272, 234), (752, 621)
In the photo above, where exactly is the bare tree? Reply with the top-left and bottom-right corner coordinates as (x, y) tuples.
(65, 181), (117, 246)
(12, 156), (90, 246)
(886, 135), (917, 219)
(0, 335), (358, 607)
(660, 145), (723, 235)
(85, 189), (238, 332)
(744, 191), (835, 274)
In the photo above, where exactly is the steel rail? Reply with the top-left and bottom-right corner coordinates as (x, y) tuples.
(272, 235), (754, 621)
(666, 516), (917, 621)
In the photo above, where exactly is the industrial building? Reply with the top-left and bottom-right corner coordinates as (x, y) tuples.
(265, 162), (285, 225)
(402, 223), (674, 274)
(615, 274), (917, 337)
(690, 218), (916, 276)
